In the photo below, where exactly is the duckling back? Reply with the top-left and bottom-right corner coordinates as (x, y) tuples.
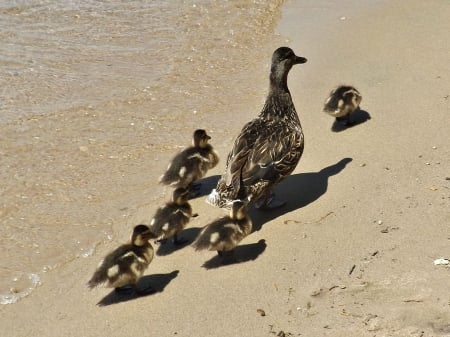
(149, 202), (192, 240)
(323, 85), (362, 117)
(159, 145), (219, 188)
(192, 215), (252, 252)
(87, 240), (154, 289)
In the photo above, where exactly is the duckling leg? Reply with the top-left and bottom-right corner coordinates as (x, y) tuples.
(188, 183), (202, 198)
(114, 285), (135, 294)
(218, 250), (236, 264)
(133, 284), (155, 296)
(172, 233), (188, 246)
(336, 115), (350, 126)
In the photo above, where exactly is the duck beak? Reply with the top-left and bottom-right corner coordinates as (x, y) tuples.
(294, 56), (307, 64)
(204, 134), (211, 140)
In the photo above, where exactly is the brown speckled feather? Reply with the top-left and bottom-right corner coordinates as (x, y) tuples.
(208, 47), (306, 208)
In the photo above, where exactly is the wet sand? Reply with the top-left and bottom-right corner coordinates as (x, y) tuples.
(2, 0), (450, 336)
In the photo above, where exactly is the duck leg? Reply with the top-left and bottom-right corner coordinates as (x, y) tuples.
(133, 283), (155, 296)
(335, 115), (350, 126)
(188, 183), (202, 198)
(156, 238), (168, 245)
(172, 233), (188, 246)
(218, 250), (236, 264)
(114, 284), (135, 294)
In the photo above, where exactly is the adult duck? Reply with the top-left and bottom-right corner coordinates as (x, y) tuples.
(207, 47), (307, 209)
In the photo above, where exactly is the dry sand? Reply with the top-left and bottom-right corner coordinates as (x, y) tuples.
(2, 0), (450, 336)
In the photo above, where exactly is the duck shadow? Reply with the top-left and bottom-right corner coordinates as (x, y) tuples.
(193, 174), (221, 199)
(331, 109), (371, 132)
(201, 239), (267, 269)
(96, 270), (179, 306)
(155, 227), (202, 256)
(250, 157), (353, 231)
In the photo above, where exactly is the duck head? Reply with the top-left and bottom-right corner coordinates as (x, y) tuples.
(230, 200), (248, 220)
(131, 224), (157, 246)
(270, 47), (307, 91)
(172, 187), (189, 204)
(192, 129), (211, 148)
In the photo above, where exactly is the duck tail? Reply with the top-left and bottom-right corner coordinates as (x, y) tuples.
(192, 232), (213, 251)
(158, 171), (179, 186)
(205, 189), (233, 208)
(87, 273), (104, 290)
(87, 267), (108, 289)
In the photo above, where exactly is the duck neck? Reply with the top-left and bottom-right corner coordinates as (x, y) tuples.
(269, 68), (290, 93)
(260, 79), (298, 122)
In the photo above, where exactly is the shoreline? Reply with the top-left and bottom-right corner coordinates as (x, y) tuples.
(2, 1), (450, 336)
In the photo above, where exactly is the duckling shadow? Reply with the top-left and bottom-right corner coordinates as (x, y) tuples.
(201, 239), (267, 269)
(193, 174), (221, 198)
(155, 227), (202, 256)
(250, 158), (353, 231)
(331, 109), (371, 132)
(96, 270), (179, 306)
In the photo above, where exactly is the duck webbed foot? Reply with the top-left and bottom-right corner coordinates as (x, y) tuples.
(217, 250), (236, 264)
(254, 192), (286, 210)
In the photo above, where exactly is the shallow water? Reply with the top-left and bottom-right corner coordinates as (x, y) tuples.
(0, 0), (283, 303)
(0, 0), (182, 123)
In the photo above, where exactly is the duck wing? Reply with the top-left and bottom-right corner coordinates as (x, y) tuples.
(223, 118), (304, 199)
(159, 147), (206, 186)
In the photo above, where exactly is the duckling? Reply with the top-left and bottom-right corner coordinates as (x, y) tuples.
(323, 85), (362, 126)
(149, 187), (192, 245)
(206, 47), (307, 209)
(192, 200), (252, 263)
(159, 129), (219, 196)
(87, 224), (156, 295)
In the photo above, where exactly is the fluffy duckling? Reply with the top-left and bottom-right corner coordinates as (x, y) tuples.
(149, 187), (192, 245)
(159, 129), (219, 196)
(207, 47), (307, 209)
(323, 85), (362, 125)
(87, 224), (156, 295)
(192, 201), (252, 263)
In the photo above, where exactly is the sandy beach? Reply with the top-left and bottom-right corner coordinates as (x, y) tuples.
(1, 0), (450, 336)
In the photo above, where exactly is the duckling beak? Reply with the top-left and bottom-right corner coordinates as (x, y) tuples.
(294, 56), (307, 64)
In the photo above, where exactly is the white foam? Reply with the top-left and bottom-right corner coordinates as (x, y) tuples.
(0, 273), (41, 305)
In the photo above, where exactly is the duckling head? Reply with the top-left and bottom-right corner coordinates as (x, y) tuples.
(172, 187), (189, 205)
(192, 129), (211, 148)
(131, 224), (157, 246)
(270, 47), (307, 91)
(230, 200), (248, 220)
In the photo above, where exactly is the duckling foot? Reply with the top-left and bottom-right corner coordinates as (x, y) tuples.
(218, 250), (236, 265)
(336, 115), (352, 126)
(156, 238), (168, 245)
(114, 285), (135, 295)
(254, 193), (286, 210)
(134, 284), (156, 296)
(188, 183), (202, 198)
